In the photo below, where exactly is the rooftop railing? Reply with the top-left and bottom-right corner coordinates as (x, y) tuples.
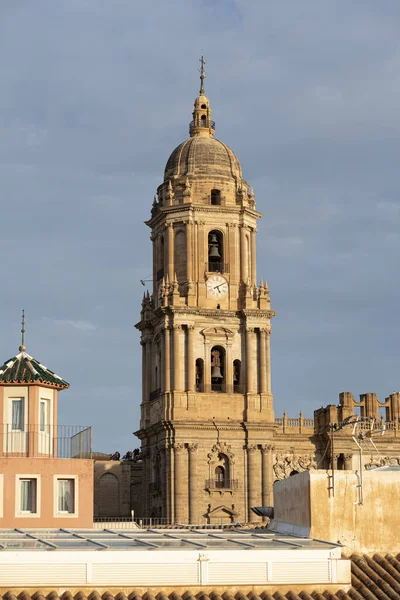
(1, 424), (92, 458)
(189, 120), (215, 135)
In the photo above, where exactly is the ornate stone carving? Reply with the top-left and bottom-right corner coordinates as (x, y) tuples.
(188, 443), (198, 453)
(273, 453), (317, 480)
(261, 444), (275, 454)
(365, 456), (400, 470)
(247, 444), (258, 453)
(207, 442), (234, 464)
(174, 443), (186, 452)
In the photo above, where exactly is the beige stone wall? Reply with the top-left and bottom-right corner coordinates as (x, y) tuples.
(273, 469), (400, 554)
(94, 460), (143, 518)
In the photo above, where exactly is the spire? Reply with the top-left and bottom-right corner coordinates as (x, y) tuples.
(199, 55), (206, 95)
(19, 309), (26, 352)
(189, 56), (215, 138)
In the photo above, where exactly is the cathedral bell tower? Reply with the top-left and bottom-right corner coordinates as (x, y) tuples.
(135, 59), (276, 524)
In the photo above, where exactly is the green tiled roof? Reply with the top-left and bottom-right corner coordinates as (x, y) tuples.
(0, 351), (69, 388)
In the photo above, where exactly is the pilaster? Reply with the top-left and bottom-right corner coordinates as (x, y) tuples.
(247, 444), (262, 522)
(188, 443), (198, 523)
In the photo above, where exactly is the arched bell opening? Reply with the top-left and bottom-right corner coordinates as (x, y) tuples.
(211, 189), (221, 206)
(200, 114), (207, 127)
(157, 236), (165, 281)
(208, 230), (224, 273)
(233, 359), (241, 393)
(211, 345), (225, 392)
(195, 358), (204, 392)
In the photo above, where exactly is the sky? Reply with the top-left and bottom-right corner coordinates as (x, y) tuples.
(1, 0), (399, 453)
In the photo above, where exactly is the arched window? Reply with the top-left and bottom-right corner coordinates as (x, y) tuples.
(208, 230), (223, 273)
(215, 466), (225, 488)
(211, 189), (221, 206)
(211, 346), (225, 392)
(195, 358), (204, 392)
(201, 104), (207, 109)
(201, 114), (207, 126)
(233, 359), (241, 393)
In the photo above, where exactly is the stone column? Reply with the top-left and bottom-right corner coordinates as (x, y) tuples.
(226, 342), (233, 393)
(174, 443), (187, 523)
(246, 327), (255, 393)
(344, 453), (353, 470)
(250, 228), (257, 286)
(187, 325), (195, 392)
(266, 326), (272, 393)
(260, 329), (267, 394)
(167, 223), (174, 282)
(186, 221), (193, 282)
(173, 325), (182, 391)
(204, 342), (211, 392)
(247, 445), (261, 522)
(261, 445), (275, 520)
(163, 326), (171, 393)
(240, 225), (247, 283)
(146, 336), (152, 401)
(141, 339), (147, 404)
(188, 443), (198, 524)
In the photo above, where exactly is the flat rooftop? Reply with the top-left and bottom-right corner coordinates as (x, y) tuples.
(0, 527), (349, 589)
(0, 527), (340, 551)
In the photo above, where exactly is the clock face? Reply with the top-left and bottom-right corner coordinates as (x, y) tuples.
(206, 275), (228, 298)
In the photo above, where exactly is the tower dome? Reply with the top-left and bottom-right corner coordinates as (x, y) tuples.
(163, 56), (242, 183)
(164, 136), (242, 182)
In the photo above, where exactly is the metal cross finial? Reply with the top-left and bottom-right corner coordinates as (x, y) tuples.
(199, 55), (206, 94)
(20, 309), (26, 352)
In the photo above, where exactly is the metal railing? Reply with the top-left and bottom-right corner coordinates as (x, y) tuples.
(1, 424), (92, 458)
(94, 516), (169, 529)
(189, 119), (215, 134)
(205, 479), (239, 490)
(208, 260), (224, 273)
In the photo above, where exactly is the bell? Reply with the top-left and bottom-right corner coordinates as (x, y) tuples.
(209, 245), (221, 258)
(209, 233), (218, 243)
(211, 366), (223, 379)
(233, 372), (238, 383)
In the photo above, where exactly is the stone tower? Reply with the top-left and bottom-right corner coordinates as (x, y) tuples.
(135, 60), (276, 524)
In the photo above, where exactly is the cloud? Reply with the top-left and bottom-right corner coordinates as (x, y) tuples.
(0, 1), (399, 450)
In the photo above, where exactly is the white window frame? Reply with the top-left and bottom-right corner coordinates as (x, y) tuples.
(53, 475), (79, 518)
(11, 398), (24, 431)
(15, 475), (41, 518)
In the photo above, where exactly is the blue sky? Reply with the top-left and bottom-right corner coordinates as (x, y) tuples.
(1, 1), (399, 452)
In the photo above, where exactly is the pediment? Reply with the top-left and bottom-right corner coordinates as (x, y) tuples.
(206, 504), (239, 517)
(200, 327), (235, 341)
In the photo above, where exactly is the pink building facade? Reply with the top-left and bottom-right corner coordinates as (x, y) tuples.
(0, 342), (94, 528)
